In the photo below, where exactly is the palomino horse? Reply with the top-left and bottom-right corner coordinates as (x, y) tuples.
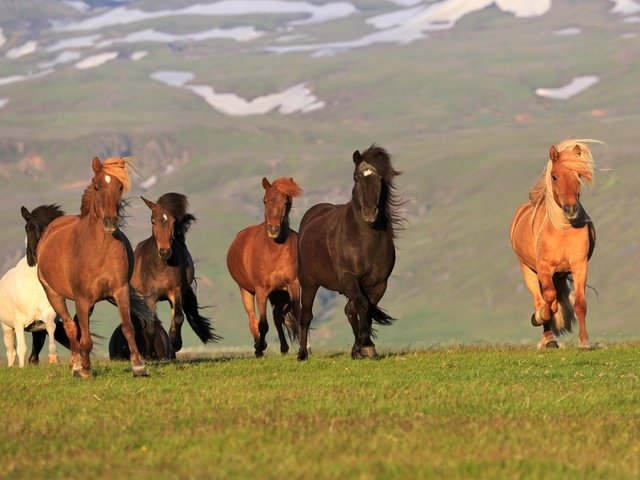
(109, 192), (218, 359)
(37, 157), (154, 377)
(0, 205), (68, 367)
(297, 146), (402, 360)
(510, 139), (598, 349)
(227, 177), (302, 357)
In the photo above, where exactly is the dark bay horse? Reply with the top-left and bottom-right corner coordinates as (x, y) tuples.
(510, 139), (599, 349)
(227, 177), (302, 357)
(109, 192), (218, 359)
(37, 157), (154, 377)
(297, 146), (402, 360)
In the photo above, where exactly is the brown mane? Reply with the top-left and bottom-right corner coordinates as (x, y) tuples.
(270, 177), (303, 198)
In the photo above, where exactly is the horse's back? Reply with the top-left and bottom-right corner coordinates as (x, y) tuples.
(0, 257), (53, 328)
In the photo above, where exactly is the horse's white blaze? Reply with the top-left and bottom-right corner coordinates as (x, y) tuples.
(359, 161), (376, 177)
(105, 175), (111, 184)
(162, 213), (168, 222)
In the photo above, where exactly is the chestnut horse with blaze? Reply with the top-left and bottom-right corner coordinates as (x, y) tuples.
(510, 139), (599, 349)
(37, 157), (154, 377)
(227, 177), (302, 357)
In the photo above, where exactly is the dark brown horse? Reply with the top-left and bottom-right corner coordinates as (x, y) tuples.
(297, 146), (402, 360)
(227, 177), (302, 357)
(36, 157), (154, 377)
(109, 192), (218, 359)
(510, 139), (598, 349)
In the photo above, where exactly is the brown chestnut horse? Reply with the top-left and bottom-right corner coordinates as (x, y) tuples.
(297, 146), (402, 360)
(109, 192), (218, 359)
(227, 177), (302, 357)
(37, 157), (154, 377)
(510, 139), (599, 349)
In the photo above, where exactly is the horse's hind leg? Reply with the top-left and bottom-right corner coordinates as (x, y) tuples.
(29, 330), (46, 364)
(44, 313), (59, 364)
(167, 290), (185, 352)
(297, 282), (318, 361)
(270, 291), (290, 354)
(2, 322), (16, 367)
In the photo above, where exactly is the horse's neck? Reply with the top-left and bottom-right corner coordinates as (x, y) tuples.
(544, 195), (571, 230)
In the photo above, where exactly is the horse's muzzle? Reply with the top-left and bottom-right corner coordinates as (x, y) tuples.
(158, 248), (172, 260)
(362, 208), (379, 225)
(562, 204), (579, 220)
(267, 224), (281, 239)
(103, 216), (119, 233)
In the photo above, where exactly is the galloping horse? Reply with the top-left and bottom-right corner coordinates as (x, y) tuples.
(37, 157), (154, 377)
(0, 205), (67, 367)
(297, 146), (402, 360)
(227, 177), (302, 357)
(510, 139), (598, 349)
(109, 192), (217, 359)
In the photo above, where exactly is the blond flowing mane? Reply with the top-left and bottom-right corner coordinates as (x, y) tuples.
(81, 157), (135, 217)
(528, 140), (599, 229)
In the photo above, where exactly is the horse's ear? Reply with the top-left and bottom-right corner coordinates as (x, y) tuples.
(262, 177), (271, 190)
(572, 144), (582, 156)
(91, 156), (102, 174)
(141, 196), (155, 210)
(549, 146), (559, 163)
(353, 150), (362, 164)
(21, 206), (31, 221)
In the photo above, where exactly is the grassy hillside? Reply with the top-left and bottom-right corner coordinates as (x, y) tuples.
(1, 0), (639, 355)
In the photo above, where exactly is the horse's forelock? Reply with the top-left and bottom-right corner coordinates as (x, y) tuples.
(29, 204), (65, 228)
(271, 178), (303, 198)
(98, 157), (134, 193)
(359, 145), (400, 183)
(157, 192), (194, 241)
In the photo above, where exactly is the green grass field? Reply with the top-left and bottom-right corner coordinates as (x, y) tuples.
(1, 345), (639, 479)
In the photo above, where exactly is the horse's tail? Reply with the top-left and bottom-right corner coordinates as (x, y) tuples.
(183, 284), (221, 344)
(551, 273), (576, 335)
(268, 291), (299, 343)
(369, 303), (395, 326)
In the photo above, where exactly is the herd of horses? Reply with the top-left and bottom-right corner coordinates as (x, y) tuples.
(0, 140), (600, 377)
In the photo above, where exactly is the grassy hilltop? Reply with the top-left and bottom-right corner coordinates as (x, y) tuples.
(0, 0), (639, 355)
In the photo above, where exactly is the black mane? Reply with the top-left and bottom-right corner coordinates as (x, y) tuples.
(23, 204), (65, 266)
(157, 193), (196, 243)
(30, 204), (65, 227)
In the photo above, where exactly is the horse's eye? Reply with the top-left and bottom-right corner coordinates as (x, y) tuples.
(151, 220), (156, 226)
(551, 175), (557, 181)
(94, 184), (99, 191)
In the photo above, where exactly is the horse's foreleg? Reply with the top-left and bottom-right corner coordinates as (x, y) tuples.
(239, 288), (259, 356)
(572, 263), (591, 350)
(2, 322), (17, 366)
(113, 287), (148, 377)
(255, 289), (269, 357)
(537, 264), (557, 323)
(167, 290), (184, 352)
(73, 298), (94, 378)
(341, 275), (374, 359)
(297, 282), (318, 361)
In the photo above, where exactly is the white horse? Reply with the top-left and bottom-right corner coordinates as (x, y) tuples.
(0, 205), (65, 367)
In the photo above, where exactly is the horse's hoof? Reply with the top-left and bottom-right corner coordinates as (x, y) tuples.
(132, 367), (149, 377)
(255, 350), (264, 358)
(297, 351), (308, 361)
(360, 345), (378, 358)
(73, 368), (93, 379)
(48, 355), (59, 364)
(579, 343), (594, 351)
(544, 340), (559, 349)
